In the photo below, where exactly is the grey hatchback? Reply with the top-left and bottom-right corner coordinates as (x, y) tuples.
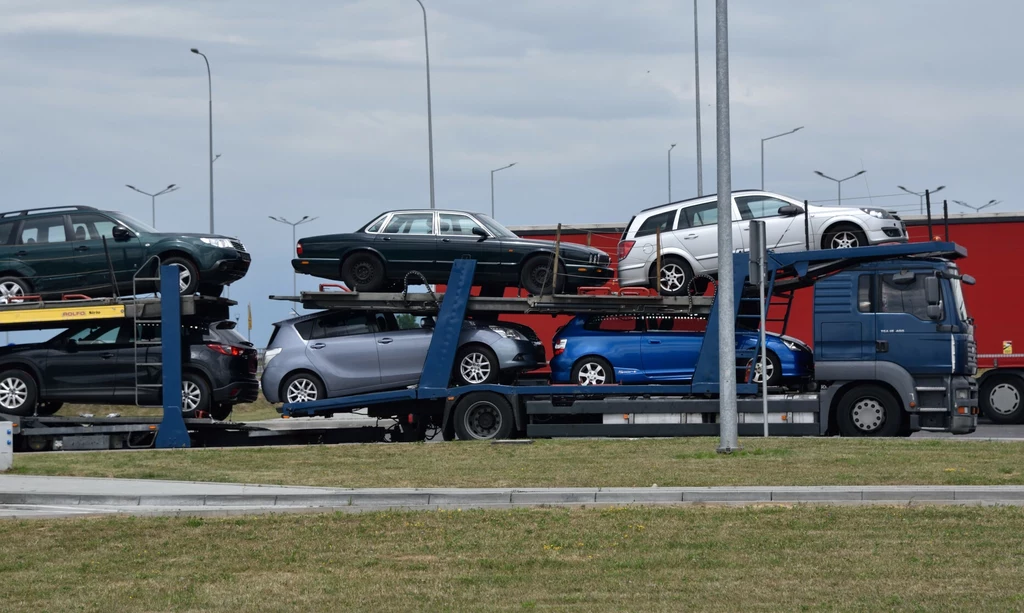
(261, 311), (545, 405)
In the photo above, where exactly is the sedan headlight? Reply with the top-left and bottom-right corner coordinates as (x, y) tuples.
(264, 347), (282, 365)
(860, 208), (893, 219)
(200, 237), (234, 249)
(488, 326), (527, 341)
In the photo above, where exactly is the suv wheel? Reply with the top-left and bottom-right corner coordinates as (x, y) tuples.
(162, 257), (200, 295)
(0, 369), (37, 416)
(0, 277), (30, 304)
(181, 373), (211, 417)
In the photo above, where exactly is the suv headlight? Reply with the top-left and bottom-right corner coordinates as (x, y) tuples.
(200, 237), (234, 249)
(860, 208), (892, 219)
(488, 326), (526, 341)
(264, 347), (282, 365)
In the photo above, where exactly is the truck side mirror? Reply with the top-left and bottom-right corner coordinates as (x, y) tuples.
(924, 276), (940, 305)
(927, 305), (943, 320)
(961, 274), (976, 286)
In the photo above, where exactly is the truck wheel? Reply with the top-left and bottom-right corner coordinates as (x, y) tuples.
(836, 384), (901, 437)
(453, 345), (500, 386)
(209, 402), (233, 421)
(0, 369), (37, 416)
(35, 401), (63, 416)
(198, 283), (225, 298)
(520, 256), (564, 295)
(572, 357), (615, 385)
(454, 392), (514, 440)
(341, 252), (386, 292)
(980, 375), (1024, 424)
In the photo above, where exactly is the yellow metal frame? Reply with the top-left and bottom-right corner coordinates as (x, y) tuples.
(0, 304), (126, 325)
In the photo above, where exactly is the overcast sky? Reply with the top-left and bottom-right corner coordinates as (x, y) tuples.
(2, 0), (1021, 338)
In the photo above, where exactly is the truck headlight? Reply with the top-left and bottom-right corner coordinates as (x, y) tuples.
(488, 326), (526, 341)
(200, 237), (234, 249)
(955, 388), (970, 401)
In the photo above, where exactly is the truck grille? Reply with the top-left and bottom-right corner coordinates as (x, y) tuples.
(966, 338), (977, 374)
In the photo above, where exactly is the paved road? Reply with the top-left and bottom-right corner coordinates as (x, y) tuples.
(912, 423), (1023, 439)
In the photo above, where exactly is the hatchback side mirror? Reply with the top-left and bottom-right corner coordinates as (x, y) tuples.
(112, 226), (133, 241)
(777, 205), (802, 217)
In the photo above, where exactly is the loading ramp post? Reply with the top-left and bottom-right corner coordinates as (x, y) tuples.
(154, 265), (189, 449)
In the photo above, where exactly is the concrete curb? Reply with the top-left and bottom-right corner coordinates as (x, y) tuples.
(6, 486), (1024, 509)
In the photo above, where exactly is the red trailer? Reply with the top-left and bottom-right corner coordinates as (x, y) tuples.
(506, 213), (1024, 422)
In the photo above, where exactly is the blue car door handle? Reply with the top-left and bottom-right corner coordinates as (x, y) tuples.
(378, 337), (394, 345)
(648, 339), (662, 345)
(310, 342), (326, 350)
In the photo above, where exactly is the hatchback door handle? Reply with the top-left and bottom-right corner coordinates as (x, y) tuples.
(684, 234), (698, 239)
(378, 338), (394, 345)
(310, 342), (326, 350)
(648, 339), (662, 345)
(76, 245), (90, 251)
(100, 352), (115, 359)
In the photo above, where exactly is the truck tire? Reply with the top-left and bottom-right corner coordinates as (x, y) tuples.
(0, 369), (37, 416)
(209, 402), (233, 421)
(35, 401), (63, 416)
(836, 384), (902, 437)
(341, 252), (386, 292)
(980, 375), (1024, 424)
(454, 392), (514, 441)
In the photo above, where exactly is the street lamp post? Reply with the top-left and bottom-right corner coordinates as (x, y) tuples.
(814, 170), (866, 207)
(269, 215), (318, 295)
(953, 199), (1000, 213)
(897, 185), (946, 214)
(125, 184), (179, 227)
(693, 0), (703, 197)
(490, 163), (516, 219)
(760, 127), (803, 190)
(190, 48), (215, 233)
(412, 0), (436, 210)
(667, 144), (676, 201)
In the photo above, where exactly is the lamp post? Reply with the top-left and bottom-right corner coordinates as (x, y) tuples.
(953, 199), (1000, 213)
(667, 144), (676, 201)
(897, 185), (946, 214)
(693, 0), (703, 196)
(814, 169), (866, 207)
(269, 215), (318, 295)
(490, 163), (516, 219)
(125, 184), (178, 227)
(760, 127), (803, 190)
(190, 48), (215, 233)
(412, 0), (436, 210)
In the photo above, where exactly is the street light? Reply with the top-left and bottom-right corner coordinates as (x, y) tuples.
(814, 169), (866, 207)
(490, 163), (516, 219)
(190, 48), (215, 233)
(953, 199), (1000, 213)
(667, 144), (676, 202)
(897, 185), (946, 215)
(269, 215), (319, 295)
(692, 0), (703, 196)
(761, 127), (803, 190)
(125, 184), (178, 227)
(412, 0), (436, 210)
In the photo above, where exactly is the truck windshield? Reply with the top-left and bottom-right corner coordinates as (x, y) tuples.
(950, 278), (970, 323)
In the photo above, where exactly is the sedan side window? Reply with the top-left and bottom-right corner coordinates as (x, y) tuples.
(383, 213), (434, 235)
(736, 196), (795, 220)
(312, 313), (375, 339)
(18, 216), (67, 245)
(439, 214), (485, 236)
(682, 203), (719, 228)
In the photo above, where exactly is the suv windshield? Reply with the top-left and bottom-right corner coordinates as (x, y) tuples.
(111, 212), (158, 233)
(475, 214), (518, 238)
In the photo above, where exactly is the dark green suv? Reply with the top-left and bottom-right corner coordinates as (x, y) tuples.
(0, 206), (250, 299)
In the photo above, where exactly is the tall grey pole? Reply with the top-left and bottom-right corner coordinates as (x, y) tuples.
(760, 127), (803, 190)
(125, 184), (178, 227)
(413, 0), (436, 210)
(191, 48), (214, 233)
(815, 170), (866, 208)
(667, 144), (676, 201)
(715, 0), (738, 453)
(693, 0), (703, 196)
(269, 215), (318, 295)
(489, 163), (516, 219)
(898, 185), (945, 214)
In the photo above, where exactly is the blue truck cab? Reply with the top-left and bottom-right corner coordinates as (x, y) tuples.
(814, 257), (977, 435)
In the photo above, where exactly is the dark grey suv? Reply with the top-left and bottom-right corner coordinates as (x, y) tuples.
(261, 311), (545, 405)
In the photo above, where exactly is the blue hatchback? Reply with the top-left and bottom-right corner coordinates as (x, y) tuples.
(550, 314), (813, 387)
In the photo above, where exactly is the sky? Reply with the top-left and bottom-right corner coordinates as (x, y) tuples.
(2, 0), (1022, 343)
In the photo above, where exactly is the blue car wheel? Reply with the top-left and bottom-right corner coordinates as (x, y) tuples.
(572, 356), (615, 386)
(746, 351), (782, 387)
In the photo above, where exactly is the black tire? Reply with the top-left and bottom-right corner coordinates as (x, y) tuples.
(520, 256), (564, 295)
(281, 372), (327, 404)
(341, 252), (386, 292)
(209, 402), (233, 421)
(571, 356), (615, 386)
(453, 345), (500, 386)
(0, 369), (38, 416)
(822, 224), (868, 250)
(181, 372), (211, 418)
(650, 256), (693, 296)
(747, 351), (782, 387)
(35, 401), (63, 416)
(0, 276), (31, 304)
(198, 283), (225, 298)
(162, 256), (200, 295)
(980, 375), (1024, 424)
(453, 392), (515, 440)
(836, 384), (902, 437)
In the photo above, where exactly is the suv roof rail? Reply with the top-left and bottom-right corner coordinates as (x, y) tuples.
(0, 205), (99, 219)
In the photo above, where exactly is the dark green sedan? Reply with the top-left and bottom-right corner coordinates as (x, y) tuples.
(0, 205), (250, 300)
(292, 210), (612, 295)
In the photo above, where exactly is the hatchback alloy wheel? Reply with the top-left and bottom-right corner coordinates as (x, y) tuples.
(659, 263), (687, 293)
(830, 231), (861, 249)
(0, 376), (28, 410)
(577, 362), (607, 385)
(286, 378), (320, 403)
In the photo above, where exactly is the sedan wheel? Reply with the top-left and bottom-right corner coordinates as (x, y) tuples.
(460, 352), (492, 385)
(286, 377), (320, 403)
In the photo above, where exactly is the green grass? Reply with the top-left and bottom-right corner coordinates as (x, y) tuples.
(1, 506), (1022, 612)
(10, 437), (1024, 488)
(55, 393), (281, 422)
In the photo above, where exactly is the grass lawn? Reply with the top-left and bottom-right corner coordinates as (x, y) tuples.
(1, 506), (1022, 612)
(55, 393), (281, 422)
(10, 437), (1024, 489)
